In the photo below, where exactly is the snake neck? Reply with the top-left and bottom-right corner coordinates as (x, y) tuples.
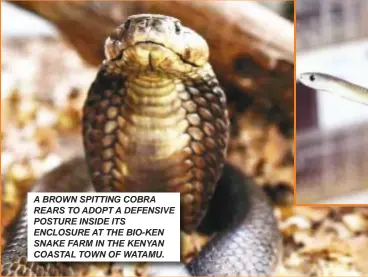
(102, 72), (192, 194)
(122, 73), (190, 158)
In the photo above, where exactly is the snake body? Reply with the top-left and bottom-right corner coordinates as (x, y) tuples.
(299, 72), (368, 105)
(2, 14), (281, 276)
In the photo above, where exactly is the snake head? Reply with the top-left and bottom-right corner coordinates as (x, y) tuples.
(104, 14), (209, 74)
(299, 72), (332, 91)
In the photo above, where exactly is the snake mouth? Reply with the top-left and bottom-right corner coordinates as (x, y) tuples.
(136, 41), (200, 68)
(110, 40), (200, 69)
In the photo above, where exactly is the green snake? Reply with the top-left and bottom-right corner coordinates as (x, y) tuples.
(2, 14), (281, 276)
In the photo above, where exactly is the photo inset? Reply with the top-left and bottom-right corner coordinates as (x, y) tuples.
(296, 0), (368, 204)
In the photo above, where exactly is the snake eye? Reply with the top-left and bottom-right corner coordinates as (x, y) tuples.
(309, 74), (315, 81)
(124, 20), (131, 29)
(174, 22), (181, 34)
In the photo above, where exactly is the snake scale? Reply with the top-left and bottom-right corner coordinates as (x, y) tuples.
(2, 14), (281, 276)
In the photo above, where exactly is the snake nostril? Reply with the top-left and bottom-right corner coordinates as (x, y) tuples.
(174, 22), (181, 34)
(124, 19), (131, 30)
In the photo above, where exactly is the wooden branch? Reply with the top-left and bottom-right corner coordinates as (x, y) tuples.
(11, 1), (294, 120)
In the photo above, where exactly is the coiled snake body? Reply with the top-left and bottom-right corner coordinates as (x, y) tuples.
(2, 14), (281, 276)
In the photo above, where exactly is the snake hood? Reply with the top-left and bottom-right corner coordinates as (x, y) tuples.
(104, 14), (209, 73)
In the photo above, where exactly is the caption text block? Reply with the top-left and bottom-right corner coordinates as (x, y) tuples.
(27, 193), (180, 262)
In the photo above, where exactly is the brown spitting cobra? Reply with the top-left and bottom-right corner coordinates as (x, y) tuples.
(2, 14), (282, 276)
